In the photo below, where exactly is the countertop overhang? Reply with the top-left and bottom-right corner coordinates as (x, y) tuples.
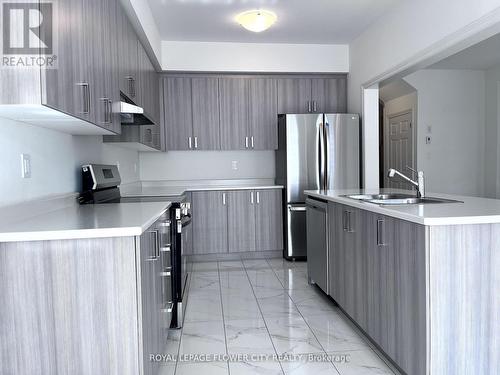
(0, 202), (171, 243)
(305, 189), (500, 226)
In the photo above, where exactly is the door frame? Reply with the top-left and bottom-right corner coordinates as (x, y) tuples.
(382, 107), (418, 187)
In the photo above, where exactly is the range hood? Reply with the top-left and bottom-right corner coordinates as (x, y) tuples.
(119, 94), (154, 126)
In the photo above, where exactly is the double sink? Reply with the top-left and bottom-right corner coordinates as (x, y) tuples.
(344, 193), (461, 205)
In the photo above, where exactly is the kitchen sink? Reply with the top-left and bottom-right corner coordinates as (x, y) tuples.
(343, 194), (461, 205)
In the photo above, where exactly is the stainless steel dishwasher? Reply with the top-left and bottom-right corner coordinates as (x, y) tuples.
(306, 197), (329, 294)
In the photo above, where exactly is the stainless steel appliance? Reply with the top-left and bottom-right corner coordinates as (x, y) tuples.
(79, 164), (192, 329)
(276, 114), (360, 260)
(306, 197), (328, 293)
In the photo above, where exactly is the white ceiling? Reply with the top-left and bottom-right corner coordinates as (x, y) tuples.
(430, 33), (500, 71)
(147, 0), (403, 44)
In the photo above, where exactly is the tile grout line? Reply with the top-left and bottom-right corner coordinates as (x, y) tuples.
(265, 259), (342, 375)
(241, 260), (286, 375)
(217, 261), (231, 375)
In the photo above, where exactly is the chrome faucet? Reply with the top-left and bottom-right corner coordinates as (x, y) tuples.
(387, 167), (425, 198)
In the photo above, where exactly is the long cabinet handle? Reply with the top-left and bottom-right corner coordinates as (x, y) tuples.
(146, 230), (160, 261)
(307, 101), (311, 113)
(256, 191), (260, 204)
(194, 136), (198, 149)
(377, 219), (386, 246)
(348, 212), (355, 233)
(245, 136), (249, 149)
(251, 136), (254, 149)
(343, 210), (348, 232)
(250, 191), (254, 205)
(126, 77), (136, 98)
(313, 101), (317, 112)
(188, 136), (192, 149)
(222, 192), (226, 206)
(77, 83), (90, 115)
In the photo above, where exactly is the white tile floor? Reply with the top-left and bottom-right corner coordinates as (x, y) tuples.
(160, 259), (400, 375)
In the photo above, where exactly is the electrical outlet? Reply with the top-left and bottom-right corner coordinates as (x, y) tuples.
(425, 136), (432, 145)
(231, 161), (239, 170)
(21, 154), (31, 178)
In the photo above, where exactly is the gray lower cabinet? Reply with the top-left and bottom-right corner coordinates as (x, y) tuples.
(192, 191), (228, 254)
(0, 214), (172, 375)
(190, 189), (283, 254)
(255, 189), (284, 251)
(327, 201), (426, 375)
(228, 191), (256, 252)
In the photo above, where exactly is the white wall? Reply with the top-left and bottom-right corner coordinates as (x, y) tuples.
(348, 0), (500, 188)
(484, 65), (500, 198)
(404, 69), (486, 196)
(140, 151), (274, 181)
(0, 118), (140, 206)
(161, 41), (349, 72)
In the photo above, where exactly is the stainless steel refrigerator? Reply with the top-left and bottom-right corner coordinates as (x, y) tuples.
(276, 113), (361, 260)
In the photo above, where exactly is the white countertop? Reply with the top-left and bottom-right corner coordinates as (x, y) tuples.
(121, 183), (284, 198)
(304, 189), (500, 225)
(0, 202), (171, 242)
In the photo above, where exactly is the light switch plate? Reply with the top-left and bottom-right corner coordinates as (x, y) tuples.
(21, 154), (31, 178)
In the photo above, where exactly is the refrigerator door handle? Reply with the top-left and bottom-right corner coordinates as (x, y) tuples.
(319, 121), (326, 190)
(324, 120), (330, 190)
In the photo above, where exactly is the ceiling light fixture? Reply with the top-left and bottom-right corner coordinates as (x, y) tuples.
(235, 9), (277, 33)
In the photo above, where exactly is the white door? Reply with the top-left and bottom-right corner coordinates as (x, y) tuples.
(386, 111), (413, 189)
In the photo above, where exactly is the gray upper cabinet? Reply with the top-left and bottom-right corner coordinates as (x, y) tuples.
(219, 77), (250, 150)
(42, 0), (88, 122)
(278, 77), (347, 114)
(118, 7), (140, 103)
(255, 189), (283, 251)
(311, 78), (347, 113)
(191, 191), (228, 254)
(90, 0), (121, 134)
(228, 191), (256, 252)
(192, 77), (221, 150)
(164, 77), (193, 151)
(249, 78), (278, 150)
(277, 78), (312, 114)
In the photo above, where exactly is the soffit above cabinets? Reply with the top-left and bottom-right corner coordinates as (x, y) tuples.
(146, 0), (404, 44)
